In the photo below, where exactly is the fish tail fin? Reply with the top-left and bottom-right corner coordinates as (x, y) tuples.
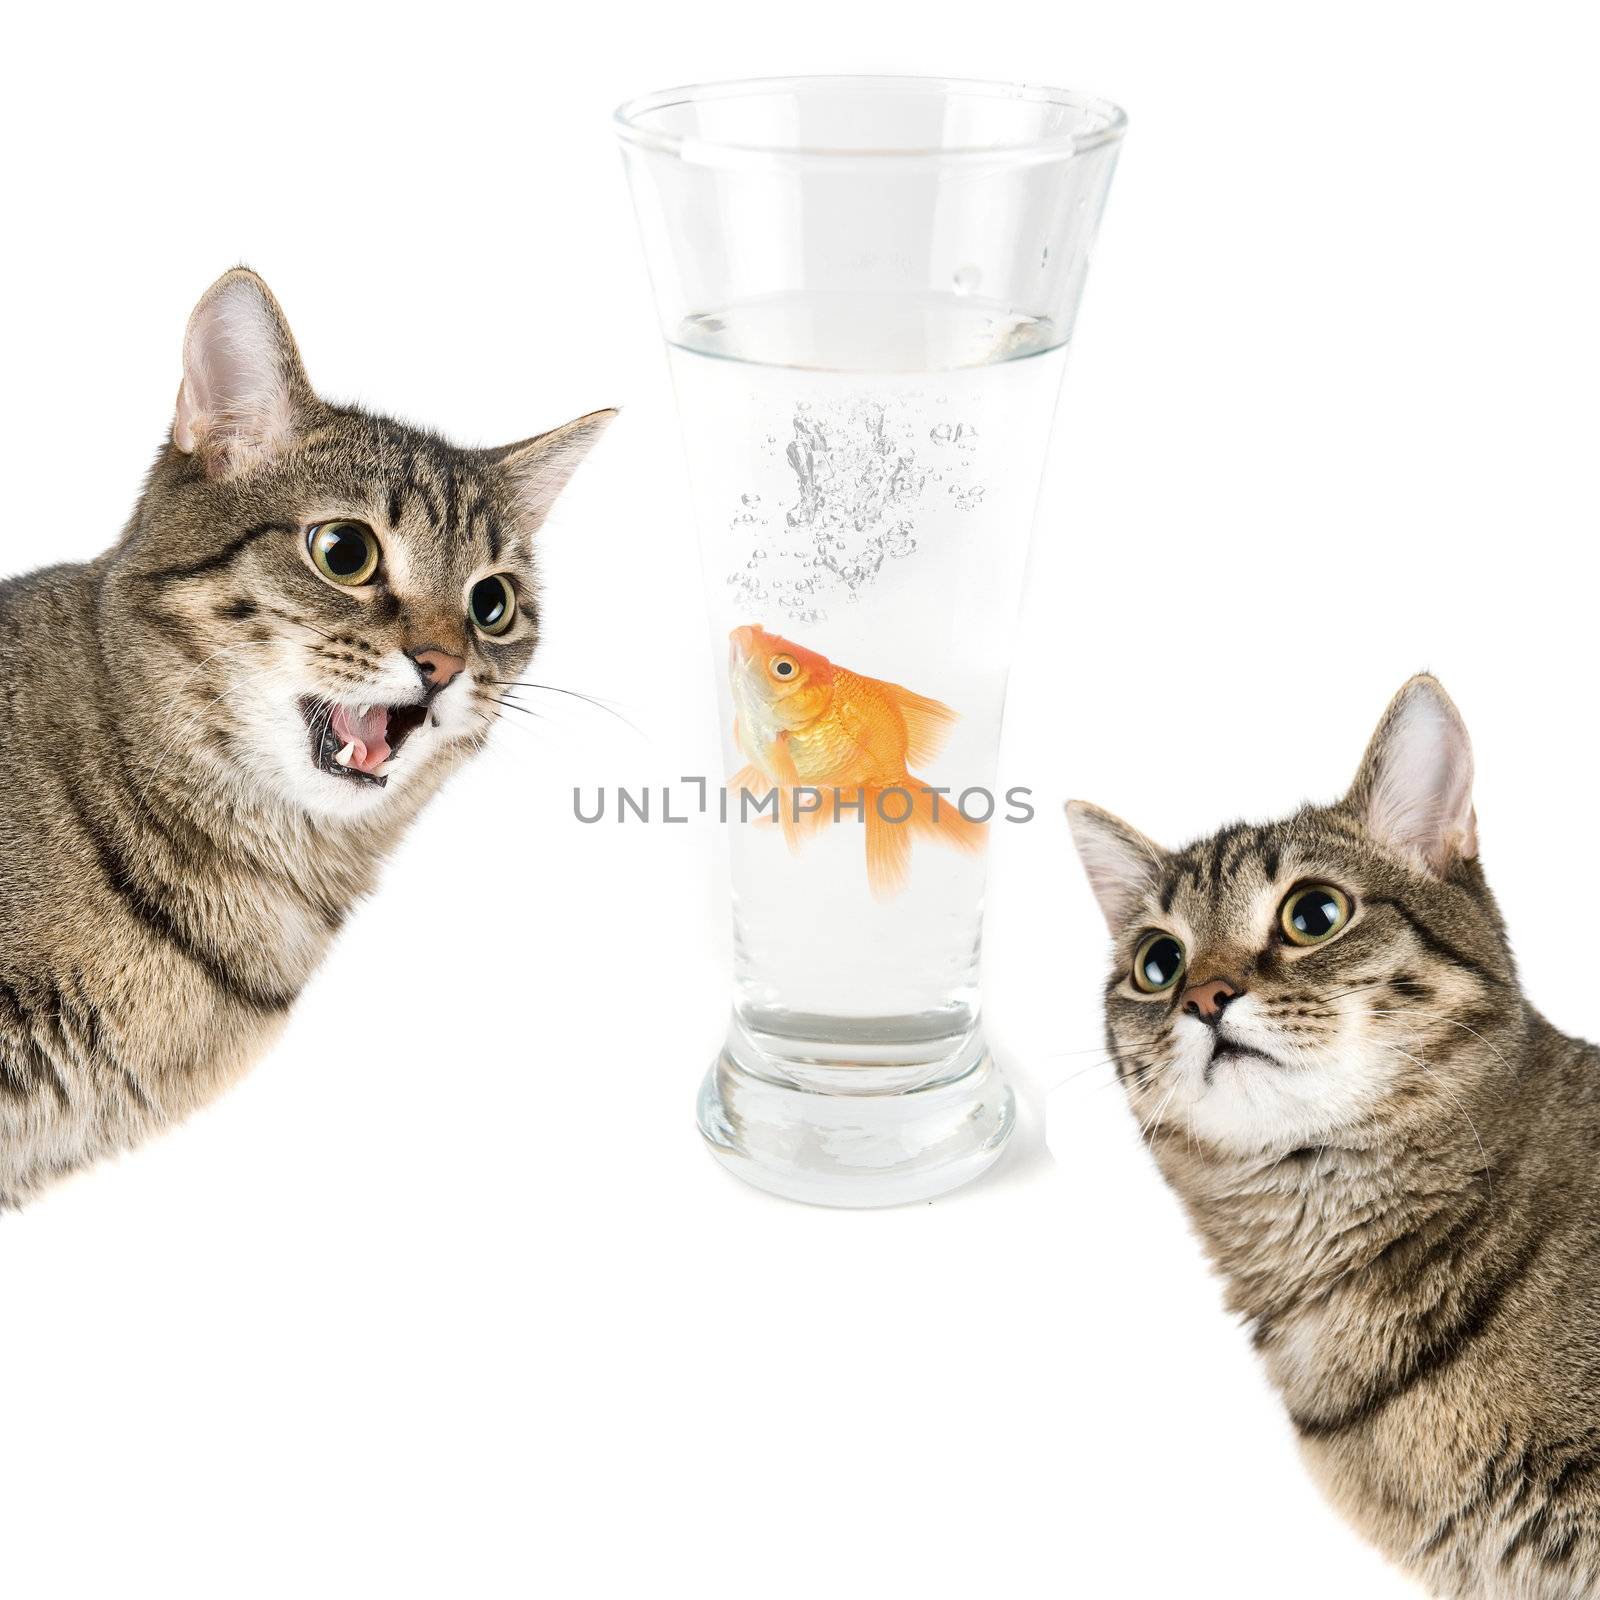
(906, 775), (988, 855)
(862, 787), (913, 901)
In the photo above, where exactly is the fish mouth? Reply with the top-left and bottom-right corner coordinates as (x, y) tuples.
(730, 625), (760, 663)
(298, 696), (430, 788)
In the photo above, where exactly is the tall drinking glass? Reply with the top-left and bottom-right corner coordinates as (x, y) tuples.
(616, 77), (1125, 1206)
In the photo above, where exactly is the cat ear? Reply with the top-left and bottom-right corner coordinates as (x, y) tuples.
(1347, 674), (1478, 873)
(483, 408), (617, 527)
(1066, 800), (1167, 932)
(174, 268), (312, 476)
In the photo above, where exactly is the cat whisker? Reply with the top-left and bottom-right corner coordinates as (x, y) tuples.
(1315, 981), (1393, 1005)
(1052, 1054), (1133, 1089)
(1375, 1039), (1495, 1208)
(490, 680), (643, 737)
(1141, 1072), (1184, 1139)
(273, 614), (340, 644)
(133, 669), (267, 804)
(1040, 1034), (1167, 1058)
(491, 677), (625, 705)
(490, 696), (550, 721)
(1361, 1010), (1520, 1080)
(1287, 1003), (1520, 1082)
(473, 705), (561, 751)
(148, 635), (267, 713)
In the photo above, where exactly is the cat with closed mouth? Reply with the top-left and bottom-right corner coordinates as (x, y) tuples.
(1068, 677), (1600, 1598)
(0, 268), (612, 1206)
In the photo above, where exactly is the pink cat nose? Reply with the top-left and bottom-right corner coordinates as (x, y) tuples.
(1182, 978), (1241, 1024)
(410, 648), (465, 689)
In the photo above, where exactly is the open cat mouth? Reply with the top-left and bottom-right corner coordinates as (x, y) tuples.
(298, 697), (429, 788)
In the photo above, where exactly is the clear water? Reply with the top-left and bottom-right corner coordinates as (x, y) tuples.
(668, 294), (1068, 1074)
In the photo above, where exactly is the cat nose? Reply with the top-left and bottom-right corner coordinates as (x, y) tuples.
(409, 648), (466, 690)
(1181, 978), (1241, 1025)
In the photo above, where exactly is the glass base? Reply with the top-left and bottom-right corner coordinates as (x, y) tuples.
(695, 1020), (1016, 1208)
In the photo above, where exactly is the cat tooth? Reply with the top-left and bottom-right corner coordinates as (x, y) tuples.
(374, 759), (396, 778)
(334, 741), (357, 768)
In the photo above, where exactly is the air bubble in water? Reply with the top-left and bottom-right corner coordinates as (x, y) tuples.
(721, 390), (986, 615)
(952, 264), (982, 295)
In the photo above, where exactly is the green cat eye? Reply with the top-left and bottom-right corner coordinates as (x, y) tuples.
(469, 574), (517, 636)
(307, 521), (380, 586)
(1133, 931), (1187, 994)
(1281, 884), (1351, 946)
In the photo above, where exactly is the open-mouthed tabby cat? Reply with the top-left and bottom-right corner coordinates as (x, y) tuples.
(1068, 677), (1600, 1598)
(0, 269), (612, 1206)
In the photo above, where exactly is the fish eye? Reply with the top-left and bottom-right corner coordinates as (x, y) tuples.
(1132, 932), (1187, 994)
(1280, 883), (1351, 946)
(307, 521), (380, 586)
(469, 574), (517, 637)
(770, 655), (798, 681)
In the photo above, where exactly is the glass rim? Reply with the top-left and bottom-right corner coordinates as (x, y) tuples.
(613, 74), (1128, 169)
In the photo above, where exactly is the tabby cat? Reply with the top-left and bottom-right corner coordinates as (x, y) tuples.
(0, 269), (612, 1205)
(1068, 677), (1600, 1597)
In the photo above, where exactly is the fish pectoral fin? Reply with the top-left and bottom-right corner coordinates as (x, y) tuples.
(766, 737), (805, 851)
(906, 775), (988, 854)
(863, 786), (913, 901)
(767, 736), (801, 788)
(728, 765), (784, 829)
(888, 687), (960, 767)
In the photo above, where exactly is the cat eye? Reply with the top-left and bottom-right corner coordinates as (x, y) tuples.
(770, 655), (798, 680)
(307, 521), (380, 586)
(469, 574), (517, 636)
(1132, 932), (1187, 994)
(1280, 884), (1351, 946)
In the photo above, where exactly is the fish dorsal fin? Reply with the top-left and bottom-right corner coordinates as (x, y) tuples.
(888, 685), (959, 766)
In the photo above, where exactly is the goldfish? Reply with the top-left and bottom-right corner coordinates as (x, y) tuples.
(727, 623), (985, 899)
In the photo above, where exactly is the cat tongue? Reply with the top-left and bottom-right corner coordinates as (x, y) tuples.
(331, 704), (391, 774)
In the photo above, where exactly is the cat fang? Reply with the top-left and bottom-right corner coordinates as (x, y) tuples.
(298, 697), (431, 788)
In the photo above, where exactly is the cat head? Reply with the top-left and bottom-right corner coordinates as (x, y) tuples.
(109, 268), (612, 820)
(1068, 676), (1516, 1158)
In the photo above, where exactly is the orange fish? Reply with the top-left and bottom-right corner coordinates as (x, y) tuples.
(728, 623), (985, 898)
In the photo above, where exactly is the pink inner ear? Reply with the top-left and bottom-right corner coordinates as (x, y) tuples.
(173, 377), (202, 454)
(174, 276), (299, 469)
(1365, 688), (1475, 869)
(497, 409), (617, 523)
(1067, 802), (1161, 930)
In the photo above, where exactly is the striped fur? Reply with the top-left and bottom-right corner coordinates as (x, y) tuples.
(1069, 678), (1600, 1597)
(0, 269), (611, 1206)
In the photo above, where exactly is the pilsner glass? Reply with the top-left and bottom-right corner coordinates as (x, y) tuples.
(616, 77), (1125, 1205)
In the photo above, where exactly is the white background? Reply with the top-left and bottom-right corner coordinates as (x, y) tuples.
(1, 3), (1594, 1596)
